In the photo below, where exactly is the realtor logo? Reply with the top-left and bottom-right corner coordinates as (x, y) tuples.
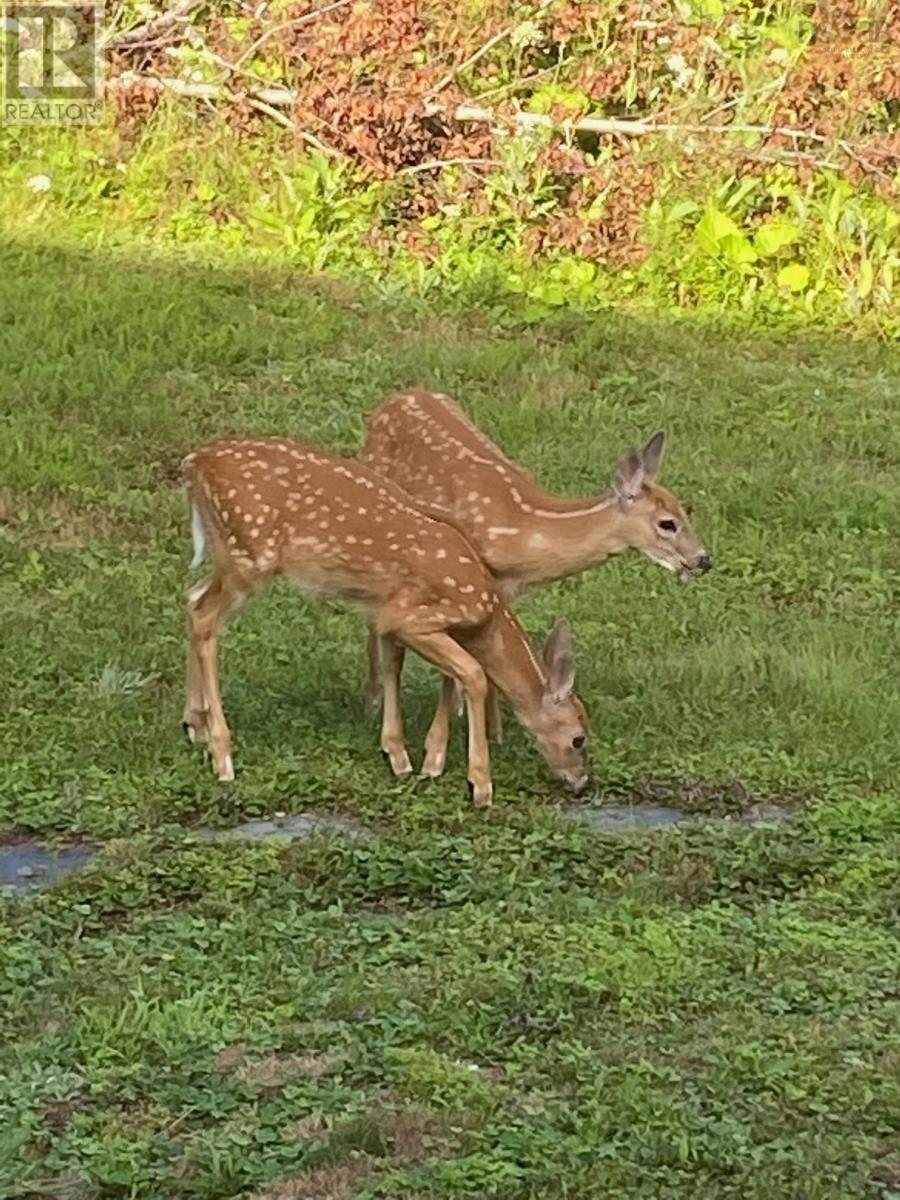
(3, 4), (104, 125)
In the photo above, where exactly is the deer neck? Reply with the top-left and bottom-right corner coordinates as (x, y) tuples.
(490, 487), (630, 588)
(462, 607), (547, 726)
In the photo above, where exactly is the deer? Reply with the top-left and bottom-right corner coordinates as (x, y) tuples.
(181, 437), (590, 808)
(360, 389), (711, 746)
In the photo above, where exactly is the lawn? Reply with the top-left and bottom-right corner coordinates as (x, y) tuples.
(1, 235), (900, 1199)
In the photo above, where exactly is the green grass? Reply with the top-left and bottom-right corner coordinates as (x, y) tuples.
(2, 234), (900, 1199)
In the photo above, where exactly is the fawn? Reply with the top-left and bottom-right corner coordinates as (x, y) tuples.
(181, 437), (589, 806)
(361, 389), (711, 739)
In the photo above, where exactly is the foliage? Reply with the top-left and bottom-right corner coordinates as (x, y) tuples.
(2, 0), (898, 330)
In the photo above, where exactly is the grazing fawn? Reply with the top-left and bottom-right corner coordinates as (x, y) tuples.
(181, 438), (589, 807)
(361, 389), (711, 739)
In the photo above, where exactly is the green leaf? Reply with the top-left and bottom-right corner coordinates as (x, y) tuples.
(624, 68), (638, 107)
(195, 181), (216, 203)
(529, 282), (567, 306)
(695, 205), (740, 255)
(777, 263), (810, 292)
(527, 84), (590, 116)
(585, 195), (606, 220)
(521, 301), (551, 322)
(294, 207), (316, 238)
(754, 221), (802, 257)
(858, 258), (874, 300)
(667, 199), (701, 224)
(720, 233), (757, 267)
(557, 259), (596, 287)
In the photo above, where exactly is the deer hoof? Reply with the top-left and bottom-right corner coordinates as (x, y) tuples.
(420, 750), (446, 780)
(215, 754), (235, 783)
(467, 780), (493, 809)
(382, 747), (413, 777)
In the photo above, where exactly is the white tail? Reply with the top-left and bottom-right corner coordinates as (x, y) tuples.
(360, 389), (711, 743)
(181, 437), (589, 806)
(190, 501), (206, 568)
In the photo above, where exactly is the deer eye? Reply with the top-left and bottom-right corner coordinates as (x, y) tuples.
(658, 519), (678, 533)
(572, 735), (585, 750)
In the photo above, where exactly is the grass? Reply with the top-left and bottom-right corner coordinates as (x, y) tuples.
(2, 233), (900, 1199)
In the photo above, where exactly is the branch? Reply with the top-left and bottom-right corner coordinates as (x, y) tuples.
(838, 138), (893, 181)
(398, 156), (500, 175)
(111, 74), (340, 152)
(426, 0), (556, 101)
(233, 0), (354, 69)
(248, 96), (339, 156)
(111, 74), (295, 107)
(106, 0), (202, 49)
(110, 79), (832, 146)
(437, 102), (830, 144)
(109, 75), (872, 176)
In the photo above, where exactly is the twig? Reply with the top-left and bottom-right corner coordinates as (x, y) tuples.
(233, 0), (354, 68)
(110, 74), (290, 105)
(398, 156), (500, 174)
(440, 102), (830, 144)
(248, 95), (339, 156)
(838, 138), (893, 181)
(106, 0), (202, 49)
(751, 149), (842, 171)
(110, 74), (342, 155)
(470, 58), (572, 107)
(246, 94), (295, 130)
(427, 0), (555, 100)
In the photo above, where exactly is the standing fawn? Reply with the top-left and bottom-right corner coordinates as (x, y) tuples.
(182, 438), (589, 807)
(361, 389), (711, 741)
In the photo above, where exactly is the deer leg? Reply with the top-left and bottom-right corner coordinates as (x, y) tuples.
(183, 583), (210, 744)
(379, 635), (413, 776)
(421, 674), (456, 779)
(187, 573), (247, 781)
(364, 623), (383, 714)
(395, 630), (492, 807)
(485, 682), (504, 744)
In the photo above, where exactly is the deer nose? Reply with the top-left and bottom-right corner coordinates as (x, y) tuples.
(697, 553), (712, 573)
(566, 772), (590, 795)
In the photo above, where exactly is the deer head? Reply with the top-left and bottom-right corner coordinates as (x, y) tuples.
(513, 618), (589, 794)
(612, 432), (711, 580)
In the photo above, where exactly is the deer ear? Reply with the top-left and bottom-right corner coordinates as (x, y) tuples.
(543, 619), (575, 705)
(641, 430), (666, 480)
(613, 448), (644, 509)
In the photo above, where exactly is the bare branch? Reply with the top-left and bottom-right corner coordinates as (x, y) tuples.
(398, 156), (500, 175)
(426, 0), (556, 101)
(248, 96), (340, 157)
(439, 103), (830, 144)
(106, 0), (202, 49)
(233, 0), (354, 69)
